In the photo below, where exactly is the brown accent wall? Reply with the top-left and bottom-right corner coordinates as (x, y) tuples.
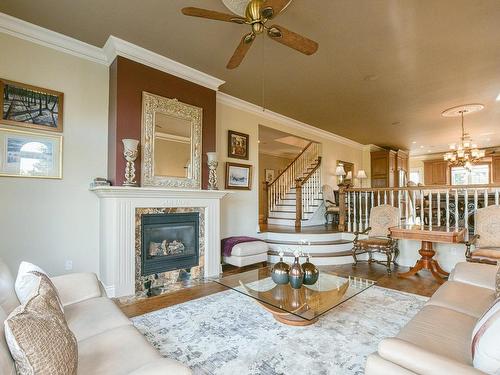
(108, 56), (216, 188)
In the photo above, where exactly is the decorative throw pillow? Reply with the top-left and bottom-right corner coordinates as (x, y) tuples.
(4, 275), (77, 375)
(472, 299), (500, 374)
(15, 262), (63, 311)
(15, 262), (47, 304)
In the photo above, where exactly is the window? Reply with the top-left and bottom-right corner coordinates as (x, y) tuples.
(451, 165), (489, 185)
(409, 168), (422, 184)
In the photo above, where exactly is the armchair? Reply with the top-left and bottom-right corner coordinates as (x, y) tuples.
(465, 205), (500, 265)
(321, 184), (340, 225)
(352, 204), (400, 274)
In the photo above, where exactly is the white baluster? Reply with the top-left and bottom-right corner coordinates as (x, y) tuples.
(365, 191), (369, 229)
(398, 190), (402, 222)
(377, 191), (381, 206)
(412, 190), (417, 220)
(464, 189), (469, 231)
(484, 189), (488, 207)
(420, 190), (424, 226)
(495, 189), (499, 206)
(455, 189), (459, 231)
(390, 190), (394, 207)
(384, 191), (387, 204)
(446, 190), (450, 230)
(437, 191), (441, 227)
(348, 191), (351, 232)
(359, 192), (363, 230)
(428, 191), (432, 228)
(371, 191), (374, 210)
(405, 189), (409, 223)
(353, 192), (357, 232)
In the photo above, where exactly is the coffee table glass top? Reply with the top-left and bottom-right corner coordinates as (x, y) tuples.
(212, 267), (376, 321)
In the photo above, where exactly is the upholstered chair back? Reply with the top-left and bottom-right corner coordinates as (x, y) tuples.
(369, 205), (400, 237)
(475, 205), (500, 248)
(0, 259), (18, 375)
(322, 185), (335, 207)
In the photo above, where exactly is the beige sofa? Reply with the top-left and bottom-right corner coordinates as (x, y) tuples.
(365, 262), (497, 375)
(0, 260), (191, 375)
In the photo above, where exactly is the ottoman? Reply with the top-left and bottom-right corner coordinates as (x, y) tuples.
(223, 241), (269, 267)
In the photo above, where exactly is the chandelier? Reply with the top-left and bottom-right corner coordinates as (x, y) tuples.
(443, 106), (485, 170)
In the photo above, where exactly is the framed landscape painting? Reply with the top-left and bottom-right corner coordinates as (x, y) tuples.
(228, 130), (249, 160)
(0, 127), (62, 179)
(1, 79), (64, 132)
(225, 162), (252, 190)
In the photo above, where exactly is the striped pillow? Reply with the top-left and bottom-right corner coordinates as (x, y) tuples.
(472, 298), (500, 373)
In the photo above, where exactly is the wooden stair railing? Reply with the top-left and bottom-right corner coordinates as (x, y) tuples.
(264, 142), (320, 224)
(295, 156), (322, 227)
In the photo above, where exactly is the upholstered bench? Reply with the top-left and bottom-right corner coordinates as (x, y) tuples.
(223, 241), (269, 267)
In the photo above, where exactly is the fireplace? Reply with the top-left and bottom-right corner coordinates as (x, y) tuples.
(140, 212), (199, 276)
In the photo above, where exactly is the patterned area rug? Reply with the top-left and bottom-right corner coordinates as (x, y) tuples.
(132, 286), (427, 375)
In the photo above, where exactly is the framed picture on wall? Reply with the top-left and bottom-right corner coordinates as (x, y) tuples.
(0, 127), (63, 179)
(338, 160), (354, 185)
(265, 168), (275, 183)
(225, 162), (252, 190)
(0, 79), (64, 132)
(228, 130), (249, 160)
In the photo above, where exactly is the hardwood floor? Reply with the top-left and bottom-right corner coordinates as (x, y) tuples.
(118, 262), (440, 318)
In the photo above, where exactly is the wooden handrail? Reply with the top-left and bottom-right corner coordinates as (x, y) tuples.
(297, 157), (322, 186)
(346, 183), (500, 192)
(268, 141), (314, 187)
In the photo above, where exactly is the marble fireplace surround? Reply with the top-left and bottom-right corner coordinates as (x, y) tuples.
(91, 186), (229, 297)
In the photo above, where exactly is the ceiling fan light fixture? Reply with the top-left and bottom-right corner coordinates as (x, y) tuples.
(268, 27), (282, 38)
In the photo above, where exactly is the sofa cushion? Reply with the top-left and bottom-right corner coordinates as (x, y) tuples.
(0, 307), (15, 375)
(5, 275), (77, 374)
(0, 260), (19, 315)
(449, 262), (497, 290)
(77, 325), (179, 375)
(14, 262), (47, 305)
(397, 305), (476, 364)
(496, 266), (500, 298)
(230, 241), (268, 257)
(472, 299), (500, 374)
(64, 297), (131, 341)
(425, 281), (495, 318)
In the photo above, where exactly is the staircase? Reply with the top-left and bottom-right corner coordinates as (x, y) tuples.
(265, 142), (323, 227)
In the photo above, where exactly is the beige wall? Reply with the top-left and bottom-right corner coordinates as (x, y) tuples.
(258, 153), (294, 220)
(217, 101), (365, 238)
(0, 34), (109, 275)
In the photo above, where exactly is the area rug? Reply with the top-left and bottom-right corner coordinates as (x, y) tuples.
(132, 286), (427, 375)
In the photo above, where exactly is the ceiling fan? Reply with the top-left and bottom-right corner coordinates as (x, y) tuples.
(181, 0), (319, 69)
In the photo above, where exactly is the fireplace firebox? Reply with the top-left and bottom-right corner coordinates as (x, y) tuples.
(140, 212), (199, 276)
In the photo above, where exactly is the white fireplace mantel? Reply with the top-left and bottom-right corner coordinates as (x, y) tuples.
(91, 186), (230, 297)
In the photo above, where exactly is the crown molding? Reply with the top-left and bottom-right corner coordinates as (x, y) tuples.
(0, 12), (225, 91)
(0, 12), (106, 64)
(102, 36), (225, 91)
(217, 92), (365, 150)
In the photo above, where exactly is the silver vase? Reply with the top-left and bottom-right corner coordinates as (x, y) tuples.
(302, 255), (319, 285)
(289, 254), (304, 289)
(271, 254), (290, 285)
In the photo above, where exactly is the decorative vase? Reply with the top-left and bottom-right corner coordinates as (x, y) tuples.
(122, 139), (139, 186)
(289, 251), (304, 289)
(271, 251), (290, 285)
(206, 152), (218, 190)
(302, 254), (319, 285)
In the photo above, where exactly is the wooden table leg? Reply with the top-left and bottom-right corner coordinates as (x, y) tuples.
(397, 241), (448, 284)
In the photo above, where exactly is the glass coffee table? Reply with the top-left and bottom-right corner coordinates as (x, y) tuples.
(213, 267), (376, 326)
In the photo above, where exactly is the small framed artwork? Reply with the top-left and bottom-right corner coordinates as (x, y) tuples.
(1, 79), (64, 132)
(225, 162), (252, 190)
(0, 127), (63, 179)
(228, 130), (249, 160)
(265, 168), (275, 183)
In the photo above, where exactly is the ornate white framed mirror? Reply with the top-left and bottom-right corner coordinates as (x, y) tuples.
(141, 92), (202, 189)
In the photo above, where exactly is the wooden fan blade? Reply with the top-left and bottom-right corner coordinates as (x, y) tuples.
(227, 33), (255, 69)
(181, 7), (246, 24)
(267, 25), (318, 55)
(262, 0), (291, 19)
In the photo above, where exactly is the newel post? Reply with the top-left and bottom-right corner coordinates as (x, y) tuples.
(338, 184), (347, 232)
(295, 178), (303, 228)
(263, 181), (269, 224)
